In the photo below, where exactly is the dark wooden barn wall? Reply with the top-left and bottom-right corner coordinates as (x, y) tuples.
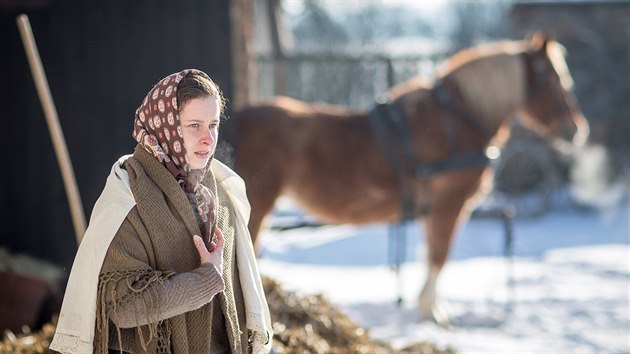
(0, 0), (233, 270)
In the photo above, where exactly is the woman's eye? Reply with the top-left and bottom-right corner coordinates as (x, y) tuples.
(190, 123), (199, 128)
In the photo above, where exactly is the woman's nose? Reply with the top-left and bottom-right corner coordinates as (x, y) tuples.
(200, 128), (214, 145)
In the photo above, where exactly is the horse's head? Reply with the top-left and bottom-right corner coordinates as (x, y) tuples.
(521, 33), (589, 147)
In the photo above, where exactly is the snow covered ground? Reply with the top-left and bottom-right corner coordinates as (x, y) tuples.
(257, 197), (629, 354)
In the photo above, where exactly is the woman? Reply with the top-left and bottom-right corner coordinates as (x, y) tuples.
(50, 69), (272, 354)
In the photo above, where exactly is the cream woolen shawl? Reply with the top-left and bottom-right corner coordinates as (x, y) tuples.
(49, 154), (272, 354)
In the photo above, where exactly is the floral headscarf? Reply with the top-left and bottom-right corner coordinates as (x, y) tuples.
(132, 69), (216, 237)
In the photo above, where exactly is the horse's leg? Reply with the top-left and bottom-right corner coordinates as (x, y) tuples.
(242, 169), (284, 254)
(419, 201), (470, 327)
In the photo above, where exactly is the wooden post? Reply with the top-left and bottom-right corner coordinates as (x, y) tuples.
(267, 0), (288, 96)
(16, 14), (86, 245)
(230, 0), (254, 108)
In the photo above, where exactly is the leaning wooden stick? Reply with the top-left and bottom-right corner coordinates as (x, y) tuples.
(16, 14), (86, 245)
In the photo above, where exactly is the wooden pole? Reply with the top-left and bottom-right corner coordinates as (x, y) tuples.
(16, 14), (86, 245)
(230, 0), (254, 108)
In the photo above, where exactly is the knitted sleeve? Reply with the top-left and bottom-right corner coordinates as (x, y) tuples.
(98, 212), (225, 330)
(107, 263), (224, 328)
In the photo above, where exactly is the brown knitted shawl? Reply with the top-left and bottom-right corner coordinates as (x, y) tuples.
(95, 146), (247, 353)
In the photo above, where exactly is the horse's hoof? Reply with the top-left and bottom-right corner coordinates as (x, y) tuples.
(419, 299), (452, 329)
(425, 310), (451, 329)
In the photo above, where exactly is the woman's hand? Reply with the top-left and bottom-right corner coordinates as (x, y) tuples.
(193, 228), (224, 274)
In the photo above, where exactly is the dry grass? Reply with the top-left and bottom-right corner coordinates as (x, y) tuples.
(0, 276), (455, 354)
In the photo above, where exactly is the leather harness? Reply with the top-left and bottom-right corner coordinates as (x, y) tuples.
(367, 81), (491, 304)
(368, 51), (542, 305)
(367, 80), (491, 221)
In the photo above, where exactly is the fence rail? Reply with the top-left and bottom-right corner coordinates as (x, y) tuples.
(253, 53), (445, 108)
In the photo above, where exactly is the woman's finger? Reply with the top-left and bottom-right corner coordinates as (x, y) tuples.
(192, 235), (211, 263)
(213, 227), (225, 250)
(193, 235), (206, 250)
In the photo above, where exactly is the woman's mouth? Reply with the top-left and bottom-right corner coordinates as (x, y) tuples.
(195, 151), (210, 159)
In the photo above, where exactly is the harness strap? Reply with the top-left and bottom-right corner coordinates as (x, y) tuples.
(368, 102), (417, 306)
(376, 101), (422, 220)
(416, 153), (490, 178)
(369, 99), (491, 217)
(369, 103), (415, 221)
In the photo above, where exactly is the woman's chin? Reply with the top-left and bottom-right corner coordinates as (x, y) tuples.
(187, 154), (212, 170)
(190, 162), (209, 170)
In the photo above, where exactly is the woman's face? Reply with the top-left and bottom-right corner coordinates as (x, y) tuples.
(179, 96), (220, 170)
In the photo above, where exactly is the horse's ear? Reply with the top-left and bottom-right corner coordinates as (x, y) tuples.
(529, 31), (553, 53)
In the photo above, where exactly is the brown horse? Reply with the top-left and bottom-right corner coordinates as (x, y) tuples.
(230, 34), (589, 326)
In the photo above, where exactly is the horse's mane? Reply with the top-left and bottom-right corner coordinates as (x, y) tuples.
(438, 40), (529, 125)
(269, 96), (361, 118)
(388, 76), (432, 101)
(547, 40), (573, 91)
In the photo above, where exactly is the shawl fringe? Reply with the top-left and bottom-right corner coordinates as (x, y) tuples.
(96, 268), (176, 353)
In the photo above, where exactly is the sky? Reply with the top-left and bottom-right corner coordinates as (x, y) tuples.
(257, 194), (629, 353)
